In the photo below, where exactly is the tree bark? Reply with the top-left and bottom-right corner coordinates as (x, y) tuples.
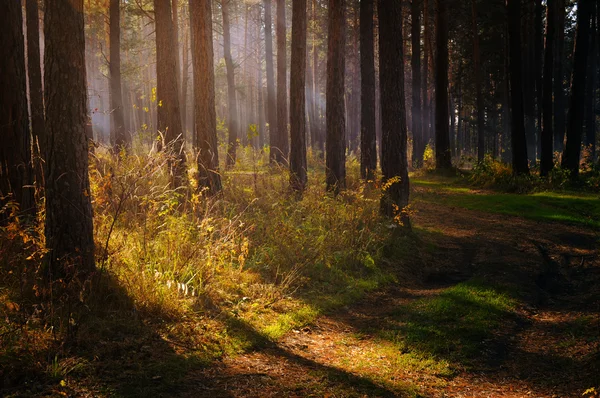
(584, 8), (597, 161)
(422, 0), (431, 149)
(264, 0), (278, 163)
(360, 0), (377, 179)
(507, 0), (530, 174)
(562, 0), (592, 177)
(110, 0), (127, 150)
(290, 0), (308, 192)
(471, 0), (485, 163)
(540, 0), (555, 176)
(0, 1), (34, 219)
(410, 0), (422, 168)
(275, 0), (289, 163)
(43, 0), (94, 275)
(553, 0), (566, 153)
(222, 0), (238, 167)
(155, 0), (186, 187)
(435, 0), (451, 169)
(181, 5), (190, 142)
(190, 0), (221, 194)
(326, 0), (346, 193)
(379, 0), (410, 229)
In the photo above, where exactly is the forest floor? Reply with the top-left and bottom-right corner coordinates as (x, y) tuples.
(3, 173), (600, 397)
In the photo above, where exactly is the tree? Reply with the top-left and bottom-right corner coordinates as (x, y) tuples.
(276, 0), (289, 163)
(190, 0), (221, 194)
(43, 0), (94, 274)
(25, 0), (46, 170)
(222, 0), (238, 168)
(0, 1), (33, 219)
(110, 0), (127, 150)
(155, 0), (186, 187)
(410, 0), (422, 169)
(379, 0), (410, 229)
(507, 0), (529, 174)
(553, 0), (566, 152)
(540, 0), (555, 176)
(290, 0), (308, 192)
(360, 0), (377, 180)
(471, 0), (485, 163)
(264, 0), (278, 164)
(435, 0), (452, 169)
(562, 0), (593, 177)
(326, 0), (346, 193)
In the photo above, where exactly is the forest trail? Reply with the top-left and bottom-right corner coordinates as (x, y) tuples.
(182, 185), (600, 397)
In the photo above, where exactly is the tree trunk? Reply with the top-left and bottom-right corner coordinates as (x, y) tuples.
(110, 0), (127, 150)
(290, 0), (308, 192)
(264, 0), (278, 163)
(25, 0), (46, 183)
(471, 0), (485, 163)
(360, 0), (377, 179)
(584, 8), (597, 161)
(540, 0), (555, 176)
(507, 0), (530, 174)
(275, 0), (289, 163)
(222, 0), (238, 167)
(379, 0), (410, 229)
(311, 0), (323, 154)
(43, 0), (94, 275)
(435, 0), (451, 169)
(181, 6), (190, 142)
(190, 0), (221, 194)
(326, 0), (346, 193)
(0, 1), (33, 219)
(535, 0), (543, 158)
(562, 0), (592, 177)
(410, 0), (422, 168)
(553, 0), (566, 153)
(422, 0), (431, 150)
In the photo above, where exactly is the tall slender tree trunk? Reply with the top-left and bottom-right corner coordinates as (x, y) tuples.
(155, 0), (186, 186)
(553, 0), (566, 153)
(471, 0), (485, 163)
(275, 0), (289, 163)
(290, 0), (308, 192)
(422, 0), (431, 150)
(411, 0), (422, 168)
(540, 0), (555, 176)
(507, 0), (530, 174)
(264, 0), (278, 163)
(190, 0), (221, 193)
(312, 0), (323, 154)
(584, 8), (597, 161)
(0, 1), (33, 219)
(326, 0), (346, 193)
(379, 0), (410, 229)
(110, 0), (127, 150)
(43, 0), (94, 275)
(435, 0), (451, 169)
(360, 0), (377, 179)
(535, 0), (543, 158)
(257, 10), (266, 149)
(222, 0), (238, 167)
(181, 7), (190, 142)
(562, 0), (592, 177)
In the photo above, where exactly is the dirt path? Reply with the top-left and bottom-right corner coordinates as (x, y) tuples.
(182, 200), (600, 397)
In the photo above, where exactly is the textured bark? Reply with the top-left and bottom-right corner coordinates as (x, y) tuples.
(584, 9), (597, 161)
(435, 0), (451, 170)
(326, 0), (346, 193)
(275, 0), (289, 163)
(553, 0), (566, 152)
(290, 0), (308, 192)
(222, 0), (238, 167)
(25, 0), (46, 167)
(311, 0), (323, 154)
(471, 0), (485, 163)
(410, 0), (422, 168)
(181, 8), (190, 141)
(378, 0), (410, 229)
(535, 0), (543, 151)
(422, 0), (431, 148)
(360, 0), (377, 180)
(540, 0), (555, 176)
(110, 0), (127, 149)
(561, 0), (592, 177)
(0, 1), (33, 219)
(190, 0), (221, 194)
(264, 0), (278, 163)
(43, 0), (94, 274)
(507, 0), (530, 174)
(155, 0), (186, 187)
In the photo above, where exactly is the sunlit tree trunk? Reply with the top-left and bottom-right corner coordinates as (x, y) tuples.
(276, 0), (289, 163)
(379, 0), (410, 229)
(435, 0), (451, 170)
(360, 0), (377, 180)
(326, 0), (346, 193)
(422, 0), (431, 150)
(43, 0), (94, 275)
(264, 0), (278, 163)
(222, 0), (238, 167)
(507, 0), (530, 174)
(110, 0), (127, 150)
(410, 0), (422, 168)
(290, 0), (308, 192)
(562, 0), (592, 177)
